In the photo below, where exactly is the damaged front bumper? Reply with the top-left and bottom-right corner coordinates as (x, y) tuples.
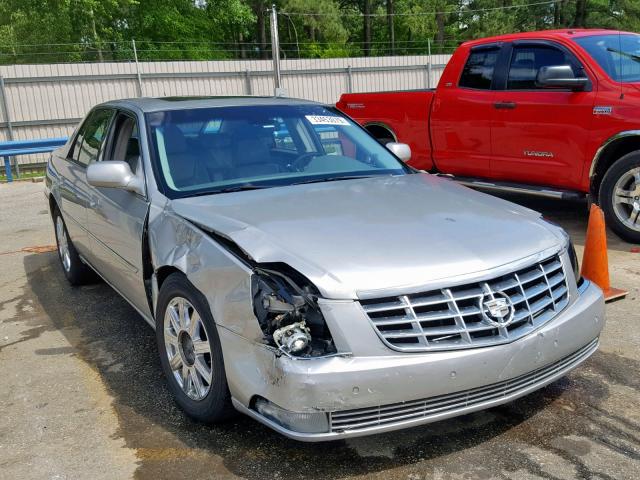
(223, 280), (604, 441)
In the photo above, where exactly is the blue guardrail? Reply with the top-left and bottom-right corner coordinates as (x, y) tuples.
(0, 137), (68, 182)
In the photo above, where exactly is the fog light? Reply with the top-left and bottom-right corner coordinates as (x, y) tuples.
(254, 397), (329, 433)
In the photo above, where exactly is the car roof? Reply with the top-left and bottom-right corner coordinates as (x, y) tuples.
(100, 96), (324, 113)
(461, 29), (634, 48)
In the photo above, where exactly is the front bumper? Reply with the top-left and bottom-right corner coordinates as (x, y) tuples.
(222, 280), (604, 441)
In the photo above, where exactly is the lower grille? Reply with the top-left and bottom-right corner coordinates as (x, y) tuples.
(360, 253), (569, 352)
(330, 338), (598, 433)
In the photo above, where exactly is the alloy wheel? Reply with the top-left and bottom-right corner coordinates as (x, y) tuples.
(612, 166), (640, 233)
(164, 297), (213, 401)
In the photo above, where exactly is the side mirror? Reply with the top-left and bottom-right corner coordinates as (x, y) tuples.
(87, 161), (144, 195)
(386, 142), (411, 162)
(536, 65), (589, 91)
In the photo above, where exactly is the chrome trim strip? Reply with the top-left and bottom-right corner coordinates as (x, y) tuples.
(457, 179), (567, 199)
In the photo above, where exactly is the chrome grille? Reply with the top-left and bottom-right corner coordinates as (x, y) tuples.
(330, 338), (597, 433)
(360, 254), (569, 352)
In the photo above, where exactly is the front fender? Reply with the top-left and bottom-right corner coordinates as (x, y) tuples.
(147, 202), (262, 342)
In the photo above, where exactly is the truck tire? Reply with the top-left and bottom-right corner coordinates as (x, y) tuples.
(53, 208), (96, 285)
(156, 273), (235, 423)
(599, 151), (640, 243)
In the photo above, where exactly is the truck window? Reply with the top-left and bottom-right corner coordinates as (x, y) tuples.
(459, 47), (500, 90)
(507, 45), (584, 90)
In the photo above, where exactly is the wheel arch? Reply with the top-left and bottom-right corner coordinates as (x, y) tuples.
(364, 122), (397, 144)
(590, 131), (640, 199)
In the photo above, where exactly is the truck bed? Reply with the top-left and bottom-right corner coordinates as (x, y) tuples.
(337, 90), (435, 171)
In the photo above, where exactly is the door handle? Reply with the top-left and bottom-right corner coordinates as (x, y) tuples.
(494, 101), (517, 110)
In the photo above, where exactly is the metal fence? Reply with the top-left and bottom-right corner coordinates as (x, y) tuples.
(0, 53), (451, 169)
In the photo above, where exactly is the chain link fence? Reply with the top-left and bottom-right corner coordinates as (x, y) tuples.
(0, 32), (454, 174)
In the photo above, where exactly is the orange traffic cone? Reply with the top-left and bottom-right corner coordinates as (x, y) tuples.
(580, 204), (627, 302)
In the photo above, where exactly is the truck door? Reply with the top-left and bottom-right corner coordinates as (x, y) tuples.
(430, 44), (500, 177)
(490, 41), (596, 190)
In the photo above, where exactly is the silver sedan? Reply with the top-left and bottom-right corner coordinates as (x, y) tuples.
(45, 97), (605, 441)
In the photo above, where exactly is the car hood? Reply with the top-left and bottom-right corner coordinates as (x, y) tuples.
(170, 174), (564, 299)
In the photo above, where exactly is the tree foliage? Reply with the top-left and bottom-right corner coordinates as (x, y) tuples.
(0, 0), (638, 63)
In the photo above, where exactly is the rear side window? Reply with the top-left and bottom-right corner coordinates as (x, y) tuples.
(507, 45), (584, 90)
(74, 109), (114, 166)
(459, 47), (500, 90)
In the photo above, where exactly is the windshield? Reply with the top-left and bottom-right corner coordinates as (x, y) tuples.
(575, 33), (640, 83)
(146, 104), (410, 198)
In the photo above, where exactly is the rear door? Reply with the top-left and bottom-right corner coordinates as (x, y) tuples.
(489, 41), (596, 189)
(86, 110), (151, 316)
(60, 108), (114, 257)
(430, 44), (501, 177)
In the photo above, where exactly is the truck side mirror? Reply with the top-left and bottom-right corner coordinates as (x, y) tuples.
(386, 142), (411, 162)
(536, 65), (589, 91)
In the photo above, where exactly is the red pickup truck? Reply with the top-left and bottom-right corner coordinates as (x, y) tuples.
(337, 29), (640, 243)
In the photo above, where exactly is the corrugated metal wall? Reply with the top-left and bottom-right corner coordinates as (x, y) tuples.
(0, 54), (450, 165)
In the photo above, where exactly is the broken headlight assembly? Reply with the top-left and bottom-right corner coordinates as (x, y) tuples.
(252, 266), (337, 358)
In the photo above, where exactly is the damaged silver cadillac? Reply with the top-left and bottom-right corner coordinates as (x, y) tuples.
(45, 97), (605, 441)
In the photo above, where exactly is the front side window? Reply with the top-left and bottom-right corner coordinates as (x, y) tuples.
(575, 33), (640, 83)
(107, 113), (140, 172)
(459, 47), (500, 90)
(507, 45), (584, 90)
(146, 105), (410, 198)
(74, 109), (114, 166)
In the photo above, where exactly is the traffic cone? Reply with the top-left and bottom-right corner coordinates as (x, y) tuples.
(580, 204), (627, 302)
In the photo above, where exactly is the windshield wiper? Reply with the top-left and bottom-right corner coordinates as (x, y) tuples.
(607, 47), (640, 63)
(291, 175), (375, 186)
(191, 184), (274, 196)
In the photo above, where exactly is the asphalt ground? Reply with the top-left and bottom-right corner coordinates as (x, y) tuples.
(1, 181), (639, 480)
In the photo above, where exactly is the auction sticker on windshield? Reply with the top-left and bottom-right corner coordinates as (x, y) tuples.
(305, 115), (350, 126)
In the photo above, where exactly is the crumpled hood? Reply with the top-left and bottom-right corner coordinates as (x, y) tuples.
(170, 174), (563, 299)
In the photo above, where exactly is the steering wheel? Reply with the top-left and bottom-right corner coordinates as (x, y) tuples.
(290, 152), (319, 172)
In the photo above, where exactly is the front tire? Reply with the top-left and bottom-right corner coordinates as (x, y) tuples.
(599, 151), (640, 243)
(156, 273), (234, 423)
(53, 208), (95, 285)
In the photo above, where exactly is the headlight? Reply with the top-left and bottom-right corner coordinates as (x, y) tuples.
(252, 266), (336, 357)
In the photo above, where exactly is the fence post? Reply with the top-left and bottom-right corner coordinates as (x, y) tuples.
(270, 4), (285, 97)
(3, 156), (12, 182)
(245, 69), (253, 95)
(132, 39), (144, 97)
(346, 65), (353, 93)
(0, 75), (16, 181)
(427, 39), (432, 89)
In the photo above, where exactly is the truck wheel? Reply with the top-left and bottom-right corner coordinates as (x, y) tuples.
(599, 151), (640, 243)
(53, 208), (95, 285)
(156, 273), (234, 423)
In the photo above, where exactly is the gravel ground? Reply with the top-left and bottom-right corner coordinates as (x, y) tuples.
(0, 181), (638, 480)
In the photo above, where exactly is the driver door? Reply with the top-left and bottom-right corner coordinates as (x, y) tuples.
(490, 41), (596, 189)
(86, 110), (151, 317)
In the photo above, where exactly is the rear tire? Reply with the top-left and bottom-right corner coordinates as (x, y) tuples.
(53, 208), (95, 285)
(599, 151), (640, 243)
(156, 273), (234, 423)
